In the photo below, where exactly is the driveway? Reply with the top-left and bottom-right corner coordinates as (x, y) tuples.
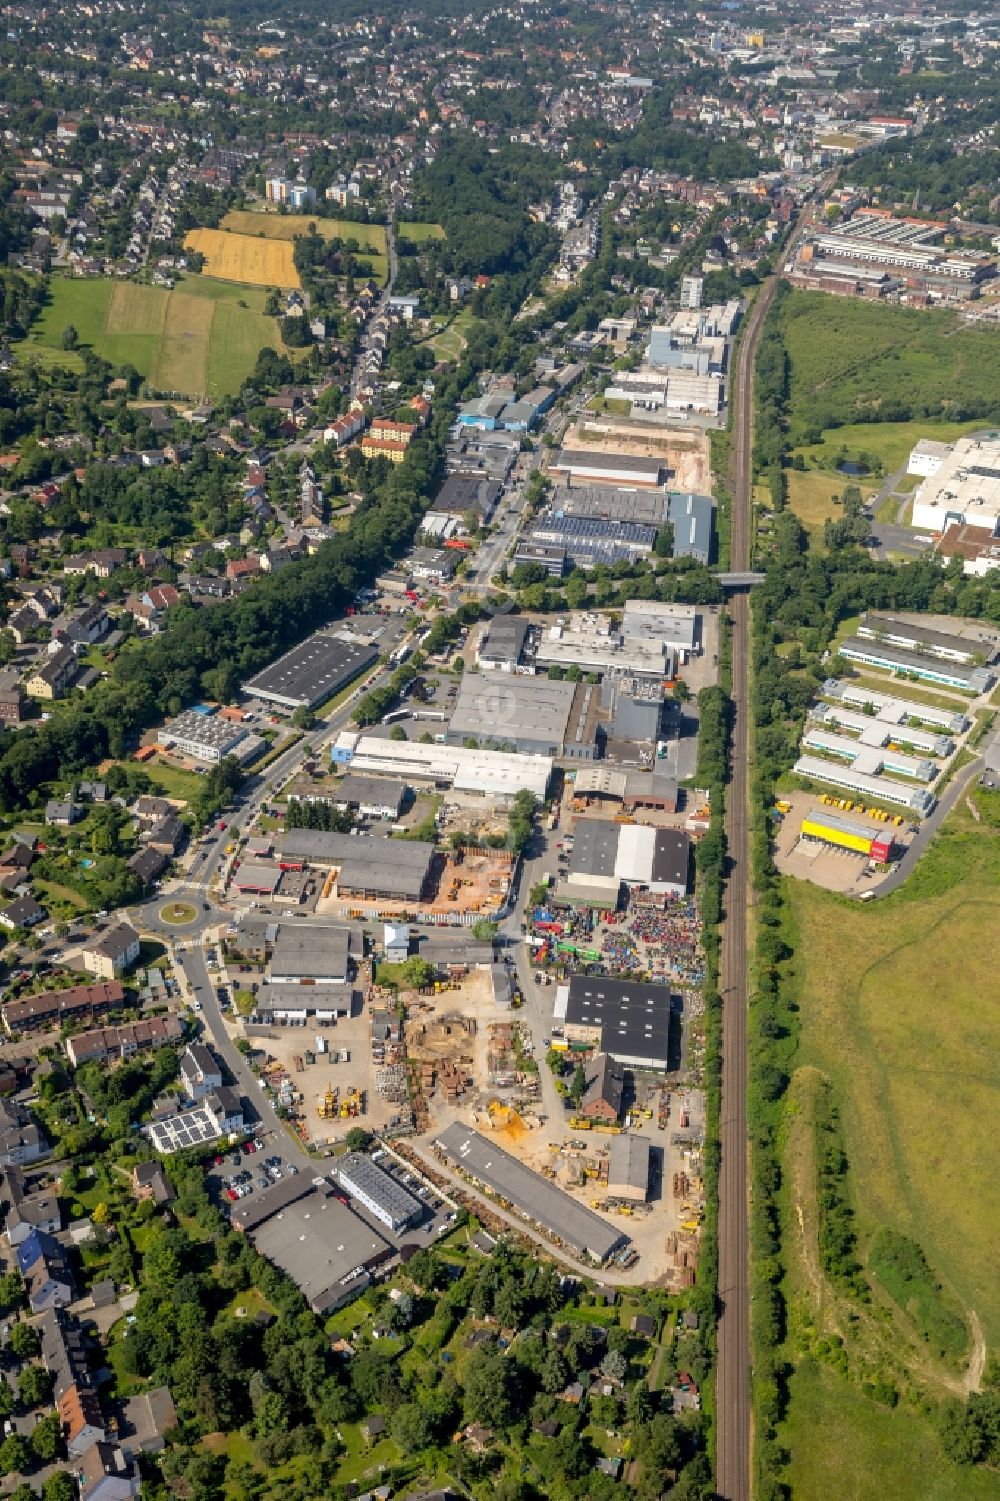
(866, 754), (983, 900)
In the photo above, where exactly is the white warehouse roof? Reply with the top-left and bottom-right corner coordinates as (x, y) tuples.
(349, 737), (552, 800)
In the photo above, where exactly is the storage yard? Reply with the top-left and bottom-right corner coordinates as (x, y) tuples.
(558, 418), (711, 493)
(772, 790), (916, 894)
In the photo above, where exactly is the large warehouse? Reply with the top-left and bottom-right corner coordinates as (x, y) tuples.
(555, 974), (673, 1071)
(621, 600), (699, 659)
(793, 754), (935, 815)
(347, 738), (552, 801)
(564, 820), (690, 902)
(277, 830), (435, 901)
(534, 621), (672, 681)
(799, 809), (895, 863)
(245, 632), (378, 711)
(435, 1123), (629, 1264)
(446, 674), (578, 756)
(910, 436), (1000, 534)
(268, 923), (352, 985)
(551, 450), (665, 488)
(529, 514), (657, 566)
(553, 485), (670, 528)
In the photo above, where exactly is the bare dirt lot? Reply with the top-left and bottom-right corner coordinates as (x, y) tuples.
(561, 418), (711, 492)
(772, 790), (914, 895)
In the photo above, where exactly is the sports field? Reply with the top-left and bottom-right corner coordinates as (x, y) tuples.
(17, 276), (284, 398)
(185, 228), (301, 289)
(778, 799), (1000, 1495)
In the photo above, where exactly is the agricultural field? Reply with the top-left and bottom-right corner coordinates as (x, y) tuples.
(17, 275), (283, 397)
(185, 228), (300, 288)
(777, 291), (1000, 446)
(777, 800), (1000, 1497)
(220, 208), (388, 254)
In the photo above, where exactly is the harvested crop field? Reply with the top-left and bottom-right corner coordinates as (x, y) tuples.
(185, 228), (301, 288)
(221, 209), (387, 254)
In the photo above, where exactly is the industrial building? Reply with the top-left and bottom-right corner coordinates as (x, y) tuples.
(823, 678), (968, 735)
(446, 674), (578, 756)
(238, 1180), (393, 1313)
(837, 636), (993, 694)
(157, 710), (255, 765)
(252, 985), (350, 1025)
(563, 820), (690, 903)
(909, 435), (1000, 535)
(529, 513), (657, 567)
(809, 702), (952, 758)
(335, 1153), (422, 1233)
(276, 830), (435, 902)
(346, 738), (553, 801)
(621, 600), (699, 660)
(534, 619), (673, 681)
(607, 1135), (652, 1203)
(433, 473), (502, 522)
(550, 450), (665, 489)
(608, 676), (665, 743)
(329, 775), (406, 820)
(791, 213), (997, 301)
(477, 616), (532, 672)
(435, 1123), (629, 1264)
(555, 974), (672, 1071)
(245, 632), (378, 711)
(793, 755), (935, 815)
(552, 485), (670, 528)
(801, 727), (937, 782)
(856, 612), (996, 666)
(571, 766), (679, 814)
(602, 369), (724, 416)
(512, 541), (567, 578)
(799, 809), (895, 864)
(666, 492), (715, 564)
(268, 923), (352, 985)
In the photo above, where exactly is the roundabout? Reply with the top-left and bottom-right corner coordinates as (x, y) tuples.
(158, 900), (199, 927)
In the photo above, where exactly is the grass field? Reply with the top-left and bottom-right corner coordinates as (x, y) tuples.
(220, 208), (388, 254)
(780, 1361), (1000, 1501)
(428, 306), (476, 360)
(784, 806), (1000, 1351)
(185, 228), (300, 288)
(786, 468), (876, 540)
(777, 806), (1000, 1493)
(778, 291), (1000, 445)
(16, 275), (283, 398)
(398, 221), (446, 242)
(793, 417), (991, 477)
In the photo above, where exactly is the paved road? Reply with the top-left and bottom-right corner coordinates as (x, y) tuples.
(174, 941), (313, 1169)
(867, 753), (983, 900)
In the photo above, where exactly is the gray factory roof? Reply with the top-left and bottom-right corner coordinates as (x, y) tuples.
(553, 486), (670, 527)
(667, 491), (714, 561)
(230, 1173), (313, 1232)
(277, 830), (435, 899)
(535, 513), (658, 546)
(336, 1153), (422, 1226)
(158, 710), (248, 754)
(839, 636), (993, 691)
(563, 974), (672, 1068)
(245, 632), (377, 709)
(555, 450), (664, 481)
(269, 923), (351, 982)
(651, 828), (690, 889)
(435, 1123), (629, 1263)
(448, 673), (577, 747)
(249, 1190), (391, 1307)
(434, 473), (502, 516)
(607, 1134), (652, 1192)
(333, 774), (406, 811)
(569, 820), (622, 880)
(479, 616), (530, 664)
(859, 612), (997, 663)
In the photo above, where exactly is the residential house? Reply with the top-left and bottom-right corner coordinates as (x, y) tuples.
(17, 1229), (75, 1311)
(120, 1387), (177, 1456)
(26, 644), (78, 700)
(145, 815), (184, 855)
(59, 1383), (107, 1458)
(78, 1441), (140, 1501)
(45, 799), (83, 827)
(131, 1161), (175, 1206)
(63, 549), (127, 579)
(127, 847), (168, 888)
(1, 981), (125, 1037)
(0, 669), (26, 724)
(65, 603), (110, 646)
(79, 925), (140, 980)
(65, 1014), (183, 1068)
(180, 1043), (223, 1102)
(0, 1166), (61, 1245)
(0, 894), (47, 930)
